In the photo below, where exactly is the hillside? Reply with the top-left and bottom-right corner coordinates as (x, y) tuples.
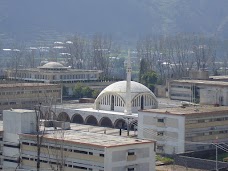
(1, 0), (228, 43)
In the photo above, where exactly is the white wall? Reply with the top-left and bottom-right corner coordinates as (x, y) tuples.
(104, 143), (155, 171)
(200, 87), (228, 106)
(138, 111), (185, 154)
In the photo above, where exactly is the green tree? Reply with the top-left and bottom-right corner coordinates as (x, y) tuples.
(140, 70), (158, 91)
(73, 83), (83, 98)
(92, 89), (100, 98)
(81, 86), (92, 98)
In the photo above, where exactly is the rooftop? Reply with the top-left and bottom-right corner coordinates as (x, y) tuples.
(142, 105), (228, 116)
(171, 79), (228, 86)
(0, 83), (59, 88)
(21, 123), (153, 148)
(210, 75), (228, 80)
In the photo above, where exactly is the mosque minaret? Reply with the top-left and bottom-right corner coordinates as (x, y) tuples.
(124, 50), (132, 115)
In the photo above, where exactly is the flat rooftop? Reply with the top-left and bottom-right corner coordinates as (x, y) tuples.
(171, 79), (228, 86)
(210, 75), (228, 80)
(21, 123), (153, 148)
(142, 105), (228, 116)
(0, 83), (59, 88)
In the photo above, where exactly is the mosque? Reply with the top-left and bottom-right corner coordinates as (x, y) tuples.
(42, 52), (158, 130)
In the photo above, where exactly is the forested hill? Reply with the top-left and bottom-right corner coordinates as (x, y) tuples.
(1, 0), (228, 42)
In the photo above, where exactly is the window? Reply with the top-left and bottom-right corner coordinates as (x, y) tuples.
(99, 154), (104, 157)
(128, 150), (135, 156)
(157, 118), (164, 123)
(74, 149), (88, 154)
(4, 159), (18, 163)
(89, 152), (93, 155)
(157, 132), (164, 136)
(157, 145), (164, 151)
(4, 144), (20, 148)
(22, 142), (29, 145)
(22, 157), (29, 160)
(127, 167), (136, 171)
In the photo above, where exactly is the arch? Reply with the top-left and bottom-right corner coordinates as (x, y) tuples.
(111, 95), (114, 111)
(141, 95), (144, 110)
(57, 112), (70, 122)
(114, 119), (127, 129)
(130, 120), (138, 131)
(71, 114), (84, 124)
(85, 115), (98, 126)
(99, 117), (113, 128)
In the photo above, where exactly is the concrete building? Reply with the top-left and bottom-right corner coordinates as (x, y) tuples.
(138, 105), (228, 154)
(0, 83), (61, 114)
(5, 61), (103, 95)
(2, 109), (156, 171)
(169, 80), (228, 105)
(5, 62), (102, 84)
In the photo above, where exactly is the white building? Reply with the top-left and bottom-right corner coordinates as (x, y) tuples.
(5, 61), (103, 96)
(2, 109), (156, 171)
(138, 105), (228, 154)
(169, 79), (228, 105)
(6, 62), (102, 84)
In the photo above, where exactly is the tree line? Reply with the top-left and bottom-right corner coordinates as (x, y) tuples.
(1, 33), (228, 87)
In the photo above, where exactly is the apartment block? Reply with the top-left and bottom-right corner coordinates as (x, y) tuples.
(0, 83), (61, 114)
(2, 109), (155, 171)
(138, 105), (228, 154)
(169, 80), (228, 105)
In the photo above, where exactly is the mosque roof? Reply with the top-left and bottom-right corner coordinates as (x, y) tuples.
(38, 62), (68, 69)
(96, 81), (156, 100)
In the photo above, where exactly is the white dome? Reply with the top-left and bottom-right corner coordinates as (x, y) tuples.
(39, 62), (67, 69)
(98, 81), (153, 98)
(94, 81), (158, 112)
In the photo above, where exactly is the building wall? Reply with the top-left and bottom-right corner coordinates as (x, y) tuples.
(200, 87), (228, 106)
(2, 109), (36, 170)
(104, 143), (155, 171)
(18, 135), (155, 171)
(19, 135), (105, 171)
(169, 81), (228, 106)
(0, 84), (61, 113)
(0, 131), (3, 170)
(6, 69), (101, 84)
(185, 113), (228, 151)
(138, 112), (185, 154)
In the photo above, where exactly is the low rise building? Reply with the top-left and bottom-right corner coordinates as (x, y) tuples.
(138, 105), (228, 154)
(5, 61), (103, 96)
(2, 109), (156, 171)
(0, 83), (61, 114)
(169, 80), (228, 105)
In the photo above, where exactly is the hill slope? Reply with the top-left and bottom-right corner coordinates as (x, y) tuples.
(0, 0), (228, 42)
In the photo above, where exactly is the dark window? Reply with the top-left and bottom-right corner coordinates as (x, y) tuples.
(157, 118), (164, 123)
(4, 144), (20, 148)
(128, 168), (135, 171)
(128, 151), (135, 156)
(73, 165), (87, 170)
(22, 157), (29, 160)
(74, 149), (88, 154)
(89, 152), (93, 155)
(4, 159), (18, 163)
(99, 154), (104, 157)
(22, 142), (29, 145)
